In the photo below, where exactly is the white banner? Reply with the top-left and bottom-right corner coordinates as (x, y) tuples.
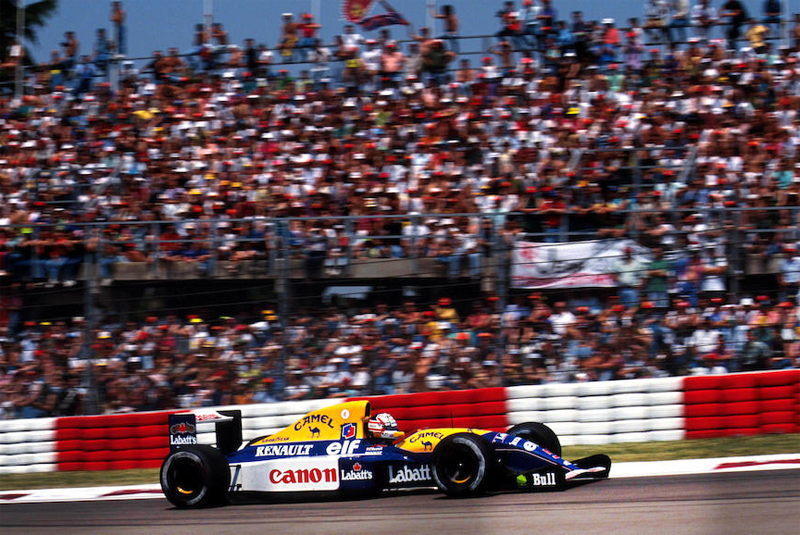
(511, 240), (651, 289)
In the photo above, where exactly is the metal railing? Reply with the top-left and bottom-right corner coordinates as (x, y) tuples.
(2, 12), (793, 95)
(1, 205), (798, 284)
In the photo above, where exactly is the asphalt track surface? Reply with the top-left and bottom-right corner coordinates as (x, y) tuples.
(2, 469), (798, 534)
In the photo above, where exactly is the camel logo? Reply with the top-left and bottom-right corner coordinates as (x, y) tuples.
(310, 426), (321, 439)
(294, 413), (335, 433)
(408, 431), (444, 445)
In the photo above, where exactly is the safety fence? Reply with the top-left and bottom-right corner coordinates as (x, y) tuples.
(1, 371), (797, 475)
(683, 370), (800, 439)
(354, 387), (508, 432)
(506, 377), (685, 446)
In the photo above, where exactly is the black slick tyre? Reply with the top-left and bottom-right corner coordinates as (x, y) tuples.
(431, 433), (495, 497)
(160, 445), (230, 508)
(507, 422), (562, 457)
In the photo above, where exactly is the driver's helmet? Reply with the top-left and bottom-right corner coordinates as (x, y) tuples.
(367, 413), (404, 441)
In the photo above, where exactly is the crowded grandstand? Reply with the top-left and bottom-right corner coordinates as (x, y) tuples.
(1, 0), (799, 418)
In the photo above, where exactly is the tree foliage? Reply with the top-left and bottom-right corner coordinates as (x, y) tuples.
(0, 0), (58, 63)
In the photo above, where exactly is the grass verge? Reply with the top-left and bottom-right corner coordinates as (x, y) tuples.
(1, 468), (160, 491)
(1, 434), (798, 491)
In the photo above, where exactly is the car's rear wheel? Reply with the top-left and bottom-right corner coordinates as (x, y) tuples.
(507, 422), (562, 457)
(160, 445), (230, 508)
(431, 433), (495, 497)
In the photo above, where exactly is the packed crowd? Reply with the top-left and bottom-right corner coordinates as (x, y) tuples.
(0, 4), (799, 283)
(0, 292), (795, 419)
(0, 14), (798, 283)
(1, 1), (800, 417)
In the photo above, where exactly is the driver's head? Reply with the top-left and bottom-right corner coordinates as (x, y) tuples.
(367, 413), (404, 442)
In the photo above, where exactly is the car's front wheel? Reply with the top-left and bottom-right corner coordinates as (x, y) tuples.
(507, 422), (562, 457)
(160, 445), (230, 508)
(431, 433), (495, 497)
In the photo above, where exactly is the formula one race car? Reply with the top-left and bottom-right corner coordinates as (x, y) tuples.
(160, 400), (610, 508)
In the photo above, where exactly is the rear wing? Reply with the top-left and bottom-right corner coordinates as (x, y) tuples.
(168, 409), (242, 455)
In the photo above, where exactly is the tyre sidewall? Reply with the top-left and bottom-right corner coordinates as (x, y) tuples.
(432, 433), (491, 496)
(161, 449), (211, 508)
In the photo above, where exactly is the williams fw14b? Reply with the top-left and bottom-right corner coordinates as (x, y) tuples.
(160, 400), (611, 507)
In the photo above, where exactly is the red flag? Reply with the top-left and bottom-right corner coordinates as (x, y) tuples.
(341, 0), (376, 23)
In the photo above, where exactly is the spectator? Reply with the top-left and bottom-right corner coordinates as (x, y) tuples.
(283, 371), (310, 400)
(699, 247), (728, 301)
(777, 243), (800, 303)
(1, 38), (24, 72)
(570, 10), (590, 62)
(278, 13), (298, 62)
(548, 301), (576, 336)
(519, 0), (539, 52)
(305, 226), (327, 279)
(380, 41), (404, 82)
(175, 228), (211, 275)
(612, 246), (647, 310)
(495, 1), (526, 51)
(762, 0), (781, 36)
(208, 22), (229, 66)
(110, 1), (126, 55)
(242, 37), (258, 74)
(555, 20), (575, 54)
(211, 22), (228, 47)
(38, 229), (70, 288)
(599, 19), (621, 64)
(73, 54), (97, 95)
(192, 23), (211, 69)
(688, 316), (721, 365)
(361, 39), (382, 83)
(45, 48), (64, 88)
(793, 13), (800, 48)
(256, 42), (274, 76)
(60, 31), (79, 72)
(430, 4), (460, 53)
(452, 219), (482, 279)
(644, 0), (670, 44)
(645, 247), (670, 309)
(401, 216), (430, 258)
(297, 13), (321, 61)
(738, 328), (771, 370)
(342, 23), (365, 55)
(745, 18), (770, 54)
(538, 0), (557, 48)
(93, 28), (112, 74)
(4, 231), (31, 284)
(720, 0), (748, 48)
(699, 335), (734, 373)
(423, 39), (455, 85)
(691, 0), (718, 39)
(670, 0), (691, 44)
(623, 23), (646, 71)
